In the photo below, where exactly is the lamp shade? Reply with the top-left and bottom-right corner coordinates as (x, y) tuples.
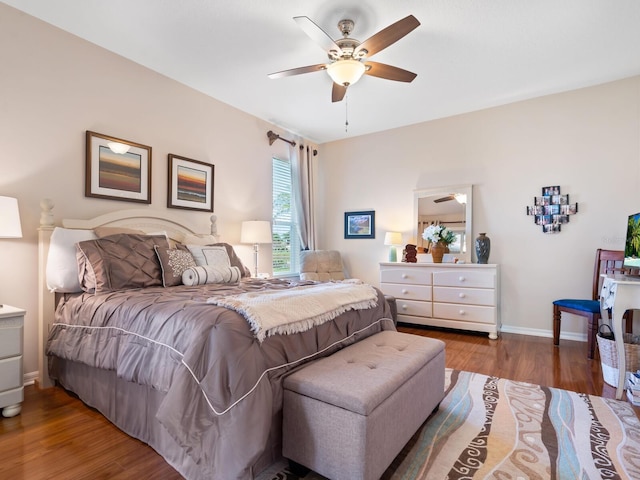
(327, 59), (366, 86)
(241, 221), (272, 244)
(384, 231), (402, 246)
(0, 196), (22, 239)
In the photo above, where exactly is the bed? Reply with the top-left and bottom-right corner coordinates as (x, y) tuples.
(36, 200), (394, 480)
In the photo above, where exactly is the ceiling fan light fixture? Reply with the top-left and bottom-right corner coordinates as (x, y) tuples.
(327, 59), (365, 86)
(454, 193), (467, 204)
(107, 142), (131, 154)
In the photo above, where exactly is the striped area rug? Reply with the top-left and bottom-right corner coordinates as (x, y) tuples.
(258, 368), (640, 480)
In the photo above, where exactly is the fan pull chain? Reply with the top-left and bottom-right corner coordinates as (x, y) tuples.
(345, 94), (349, 132)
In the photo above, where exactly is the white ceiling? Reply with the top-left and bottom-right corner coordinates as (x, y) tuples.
(4, 0), (640, 144)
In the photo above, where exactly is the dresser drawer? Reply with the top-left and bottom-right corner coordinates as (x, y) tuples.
(380, 267), (432, 285)
(0, 386), (23, 409)
(0, 326), (22, 359)
(433, 286), (496, 306)
(396, 299), (432, 318)
(433, 303), (496, 324)
(433, 270), (496, 289)
(0, 356), (22, 391)
(380, 283), (432, 301)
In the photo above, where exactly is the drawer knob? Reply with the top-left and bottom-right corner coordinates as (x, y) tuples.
(401, 274), (408, 279)
(459, 276), (466, 282)
(459, 293), (466, 298)
(401, 304), (408, 310)
(402, 289), (408, 294)
(459, 309), (466, 315)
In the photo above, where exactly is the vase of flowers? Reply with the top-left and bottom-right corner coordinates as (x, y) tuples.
(422, 225), (456, 263)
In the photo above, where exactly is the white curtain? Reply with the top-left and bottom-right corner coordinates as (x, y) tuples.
(290, 143), (316, 250)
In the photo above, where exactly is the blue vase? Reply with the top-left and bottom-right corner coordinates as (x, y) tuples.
(475, 233), (490, 264)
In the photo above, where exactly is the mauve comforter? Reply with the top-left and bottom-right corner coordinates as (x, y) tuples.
(47, 278), (394, 479)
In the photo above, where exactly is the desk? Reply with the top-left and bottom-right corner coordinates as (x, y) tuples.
(600, 275), (640, 399)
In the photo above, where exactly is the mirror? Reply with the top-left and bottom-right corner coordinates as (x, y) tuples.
(413, 184), (473, 263)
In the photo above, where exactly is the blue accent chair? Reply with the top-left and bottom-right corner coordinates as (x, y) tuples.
(553, 249), (625, 359)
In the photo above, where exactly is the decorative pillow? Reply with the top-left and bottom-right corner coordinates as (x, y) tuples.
(76, 234), (169, 293)
(204, 246), (231, 267)
(183, 234), (219, 246)
(46, 227), (98, 292)
(186, 245), (229, 267)
(154, 244), (197, 287)
(182, 265), (242, 286)
(186, 242), (251, 277)
(96, 226), (176, 247)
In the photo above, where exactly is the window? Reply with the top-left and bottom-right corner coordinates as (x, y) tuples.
(272, 157), (300, 275)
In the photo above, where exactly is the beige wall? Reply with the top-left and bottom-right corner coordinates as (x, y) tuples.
(3, 3), (640, 380)
(0, 4), (291, 378)
(319, 76), (640, 340)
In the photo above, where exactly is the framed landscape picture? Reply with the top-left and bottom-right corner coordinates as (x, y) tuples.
(85, 131), (152, 203)
(344, 210), (375, 239)
(167, 154), (214, 212)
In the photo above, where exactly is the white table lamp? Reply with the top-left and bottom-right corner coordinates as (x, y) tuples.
(0, 196), (22, 308)
(384, 231), (402, 262)
(241, 220), (272, 277)
(0, 196), (22, 239)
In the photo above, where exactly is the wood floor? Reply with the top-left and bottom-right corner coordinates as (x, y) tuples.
(1, 326), (637, 479)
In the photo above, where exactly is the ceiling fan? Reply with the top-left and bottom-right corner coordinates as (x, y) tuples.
(434, 194), (467, 204)
(268, 14), (420, 102)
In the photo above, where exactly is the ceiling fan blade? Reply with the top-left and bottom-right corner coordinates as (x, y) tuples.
(294, 16), (343, 56)
(354, 15), (420, 58)
(332, 83), (347, 103)
(364, 61), (417, 82)
(434, 195), (455, 203)
(268, 63), (327, 79)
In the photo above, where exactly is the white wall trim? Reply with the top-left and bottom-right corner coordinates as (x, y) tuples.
(24, 371), (38, 386)
(500, 324), (587, 343)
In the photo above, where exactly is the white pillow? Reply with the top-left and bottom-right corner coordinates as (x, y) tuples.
(46, 227), (97, 292)
(183, 234), (219, 246)
(186, 245), (230, 268)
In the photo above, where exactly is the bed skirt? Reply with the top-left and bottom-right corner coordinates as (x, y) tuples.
(49, 358), (277, 479)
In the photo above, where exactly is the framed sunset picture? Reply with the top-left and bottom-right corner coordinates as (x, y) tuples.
(167, 154), (214, 212)
(85, 131), (152, 203)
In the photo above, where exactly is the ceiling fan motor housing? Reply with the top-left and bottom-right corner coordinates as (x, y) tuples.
(268, 14), (420, 102)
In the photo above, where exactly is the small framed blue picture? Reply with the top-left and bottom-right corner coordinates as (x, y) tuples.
(344, 210), (375, 239)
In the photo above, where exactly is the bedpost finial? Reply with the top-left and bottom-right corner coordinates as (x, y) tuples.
(210, 214), (218, 236)
(40, 198), (54, 227)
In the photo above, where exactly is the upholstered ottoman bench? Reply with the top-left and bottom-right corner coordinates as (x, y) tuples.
(282, 331), (445, 480)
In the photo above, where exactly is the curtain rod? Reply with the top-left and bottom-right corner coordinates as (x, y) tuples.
(266, 130), (317, 156)
(267, 130), (296, 147)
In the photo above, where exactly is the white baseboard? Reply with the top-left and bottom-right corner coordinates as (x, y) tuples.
(500, 324), (587, 343)
(24, 371), (38, 386)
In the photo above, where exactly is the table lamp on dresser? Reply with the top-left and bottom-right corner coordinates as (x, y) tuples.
(384, 231), (403, 262)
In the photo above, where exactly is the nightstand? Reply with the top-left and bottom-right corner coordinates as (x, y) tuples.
(0, 305), (25, 417)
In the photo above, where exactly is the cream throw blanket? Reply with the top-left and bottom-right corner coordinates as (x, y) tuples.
(207, 281), (379, 342)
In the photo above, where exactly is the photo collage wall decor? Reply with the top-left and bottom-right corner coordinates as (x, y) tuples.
(525, 185), (578, 234)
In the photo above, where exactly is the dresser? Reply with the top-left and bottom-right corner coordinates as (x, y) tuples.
(380, 263), (500, 339)
(0, 305), (25, 417)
